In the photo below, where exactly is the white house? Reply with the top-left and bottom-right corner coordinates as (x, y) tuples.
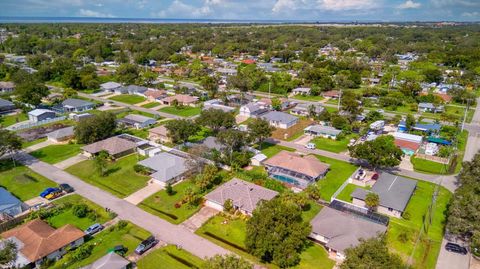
(239, 102), (269, 118)
(28, 109), (56, 122)
(261, 111), (299, 129)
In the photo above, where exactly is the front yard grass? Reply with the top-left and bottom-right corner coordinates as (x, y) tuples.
(141, 102), (161, 108)
(139, 179), (202, 224)
(0, 161), (57, 201)
(411, 156), (451, 175)
(65, 154), (150, 198)
(259, 142), (295, 158)
(313, 155), (358, 201)
(47, 194), (114, 230)
(109, 94), (146, 104)
(0, 112), (28, 127)
(311, 134), (358, 153)
(21, 137), (47, 149)
(137, 245), (204, 269)
(51, 221), (151, 269)
(158, 106), (201, 117)
(386, 180), (452, 269)
(292, 95), (325, 102)
(30, 143), (83, 164)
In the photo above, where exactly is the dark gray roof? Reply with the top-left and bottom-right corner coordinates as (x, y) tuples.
(0, 98), (14, 108)
(304, 125), (342, 136)
(138, 152), (188, 182)
(201, 136), (224, 151)
(0, 187), (22, 212)
(46, 126), (74, 140)
(261, 111), (298, 125)
(81, 252), (130, 269)
(62, 98), (94, 108)
(310, 207), (387, 252)
(351, 173), (417, 212)
(124, 85), (148, 93)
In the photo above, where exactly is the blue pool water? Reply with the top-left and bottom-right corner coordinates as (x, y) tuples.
(272, 174), (299, 186)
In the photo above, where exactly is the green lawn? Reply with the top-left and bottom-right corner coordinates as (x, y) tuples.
(411, 156), (451, 175)
(301, 202), (323, 223)
(139, 180), (202, 224)
(314, 155), (358, 201)
(386, 180), (452, 269)
(51, 222), (151, 269)
(141, 102), (161, 108)
(114, 109), (157, 119)
(30, 143), (83, 164)
(0, 161), (56, 201)
(158, 106), (201, 117)
(293, 243), (335, 269)
(311, 134), (357, 153)
(324, 106), (339, 113)
(47, 194), (114, 230)
(292, 95), (325, 102)
(22, 137), (47, 149)
(259, 142), (295, 158)
(138, 245), (204, 269)
(65, 154), (150, 198)
(335, 183), (369, 202)
(109, 94), (146, 104)
(0, 113), (27, 127)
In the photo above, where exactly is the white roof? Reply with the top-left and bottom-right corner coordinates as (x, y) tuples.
(392, 132), (423, 143)
(252, 153), (267, 162)
(28, 109), (54, 116)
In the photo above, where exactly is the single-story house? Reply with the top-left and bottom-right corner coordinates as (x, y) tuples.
(203, 99), (235, 113)
(117, 114), (156, 129)
(0, 187), (23, 217)
(0, 81), (15, 94)
(264, 151), (330, 189)
(227, 94), (254, 106)
(205, 178), (278, 215)
(292, 87), (311, 95)
(239, 102), (269, 118)
(0, 98), (16, 114)
(69, 113), (93, 122)
(62, 98), (95, 112)
(251, 153), (267, 166)
(309, 206), (387, 260)
(418, 102), (444, 113)
(1, 219), (84, 268)
(304, 125), (342, 140)
(322, 90), (341, 99)
(100, 82), (122, 92)
(148, 125), (171, 143)
(82, 136), (138, 158)
(392, 132), (423, 156)
(290, 103), (324, 117)
(137, 152), (189, 186)
(199, 136), (224, 151)
(161, 94), (199, 106)
(351, 173), (417, 218)
(258, 98), (291, 111)
(28, 109), (56, 123)
(144, 89), (167, 101)
(81, 252), (130, 269)
(46, 126), (75, 143)
(261, 111), (299, 129)
(115, 85), (148, 95)
(397, 121), (441, 134)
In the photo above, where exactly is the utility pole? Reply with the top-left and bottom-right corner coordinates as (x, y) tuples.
(461, 98), (470, 132)
(268, 81), (271, 99)
(337, 89), (342, 111)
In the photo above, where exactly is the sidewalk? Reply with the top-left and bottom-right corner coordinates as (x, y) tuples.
(124, 181), (163, 205)
(54, 154), (88, 170)
(24, 140), (54, 153)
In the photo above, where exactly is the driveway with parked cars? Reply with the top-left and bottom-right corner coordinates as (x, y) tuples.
(436, 238), (470, 269)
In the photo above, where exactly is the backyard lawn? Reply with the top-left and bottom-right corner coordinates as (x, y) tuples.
(292, 95), (325, 102)
(259, 142), (295, 158)
(109, 94), (146, 104)
(47, 194), (114, 230)
(30, 143), (83, 164)
(141, 102), (161, 108)
(386, 180), (452, 269)
(311, 134), (357, 153)
(65, 154), (150, 198)
(137, 245), (204, 269)
(271, 119), (314, 141)
(410, 156), (451, 175)
(139, 180), (202, 224)
(314, 155), (358, 201)
(51, 221), (151, 269)
(0, 161), (56, 201)
(158, 106), (201, 117)
(0, 112), (28, 127)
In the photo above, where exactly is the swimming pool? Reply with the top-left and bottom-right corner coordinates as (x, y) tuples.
(272, 174), (300, 186)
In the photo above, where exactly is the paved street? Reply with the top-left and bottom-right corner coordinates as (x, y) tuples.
(16, 152), (230, 259)
(463, 97), (480, 162)
(436, 238), (470, 269)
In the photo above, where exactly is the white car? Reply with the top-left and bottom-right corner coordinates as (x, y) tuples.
(306, 143), (316, 149)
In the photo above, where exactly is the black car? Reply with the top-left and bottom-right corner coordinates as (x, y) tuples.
(445, 242), (468, 255)
(135, 236), (158, 255)
(59, 183), (74, 193)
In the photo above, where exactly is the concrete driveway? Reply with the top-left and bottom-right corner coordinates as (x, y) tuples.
(124, 181), (163, 205)
(181, 206), (219, 232)
(436, 238), (470, 269)
(54, 154), (88, 170)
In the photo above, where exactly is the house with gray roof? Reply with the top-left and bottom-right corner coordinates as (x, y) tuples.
(46, 126), (75, 143)
(205, 178), (278, 215)
(292, 87), (311, 95)
(100, 82), (122, 92)
(261, 111), (299, 129)
(117, 114), (156, 129)
(62, 98), (95, 112)
(309, 206), (387, 260)
(239, 102), (269, 118)
(0, 187), (23, 217)
(0, 81), (15, 94)
(199, 136), (225, 151)
(81, 252), (130, 269)
(138, 152), (189, 186)
(0, 98), (16, 114)
(291, 103), (324, 117)
(28, 109), (56, 122)
(418, 102), (444, 113)
(203, 99), (235, 113)
(115, 85), (148, 95)
(351, 173), (417, 218)
(304, 125), (342, 140)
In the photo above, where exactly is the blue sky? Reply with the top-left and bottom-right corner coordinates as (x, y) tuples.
(0, 0), (479, 21)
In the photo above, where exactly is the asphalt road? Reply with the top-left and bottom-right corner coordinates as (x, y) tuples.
(16, 152), (230, 259)
(436, 238), (471, 269)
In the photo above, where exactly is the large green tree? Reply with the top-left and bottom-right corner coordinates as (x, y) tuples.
(0, 240), (17, 267)
(196, 109), (235, 133)
(349, 135), (404, 169)
(247, 118), (274, 145)
(245, 198), (311, 268)
(74, 112), (116, 144)
(202, 254), (252, 269)
(0, 129), (22, 158)
(165, 119), (199, 144)
(15, 81), (49, 106)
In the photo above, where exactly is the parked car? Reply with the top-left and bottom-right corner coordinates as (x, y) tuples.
(371, 173), (380, 180)
(135, 236), (158, 255)
(39, 187), (59, 198)
(445, 242), (468, 255)
(109, 245), (127, 256)
(59, 183), (74, 193)
(45, 190), (63, 200)
(305, 143), (316, 150)
(85, 223), (104, 236)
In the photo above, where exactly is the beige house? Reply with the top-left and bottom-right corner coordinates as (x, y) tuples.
(148, 125), (171, 143)
(161, 94), (199, 106)
(82, 136), (137, 158)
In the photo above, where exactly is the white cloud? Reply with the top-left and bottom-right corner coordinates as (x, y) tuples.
(462, 11), (479, 17)
(154, 0), (214, 18)
(318, 0), (378, 11)
(272, 0), (303, 13)
(431, 0), (480, 7)
(397, 0), (421, 9)
(78, 8), (114, 17)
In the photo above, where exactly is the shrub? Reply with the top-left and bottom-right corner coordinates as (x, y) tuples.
(133, 164), (150, 175)
(116, 220), (128, 230)
(70, 244), (94, 262)
(402, 211), (411, 220)
(166, 183), (174, 196)
(72, 204), (90, 218)
(398, 232), (409, 243)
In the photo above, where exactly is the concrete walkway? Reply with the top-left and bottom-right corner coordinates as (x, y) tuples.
(54, 154), (88, 170)
(124, 181), (163, 205)
(16, 152), (230, 259)
(24, 140), (54, 153)
(181, 206), (219, 232)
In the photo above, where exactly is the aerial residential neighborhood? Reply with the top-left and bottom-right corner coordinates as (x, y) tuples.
(0, 5), (479, 269)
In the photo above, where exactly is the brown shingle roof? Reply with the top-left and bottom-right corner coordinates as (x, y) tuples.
(161, 94), (198, 104)
(144, 89), (166, 99)
(1, 219), (84, 262)
(149, 125), (168, 136)
(82, 136), (137, 155)
(263, 151), (330, 178)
